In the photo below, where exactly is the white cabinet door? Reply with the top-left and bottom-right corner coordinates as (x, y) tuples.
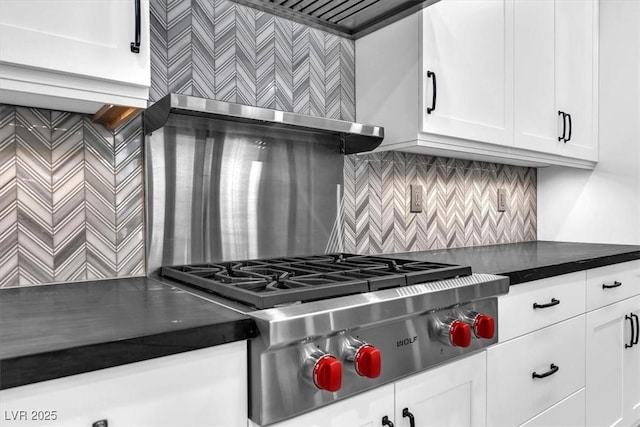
(513, 0), (558, 153)
(624, 303), (640, 425)
(0, 342), (247, 427)
(264, 384), (395, 427)
(586, 296), (640, 427)
(487, 315), (585, 427)
(421, 0), (513, 147)
(0, 0), (150, 111)
(514, 0), (597, 161)
(394, 351), (487, 427)
(0, 0), (149, 86)
(520, 388), (585, 427)
(356, 0), (599, 169)
(556, 0), (597, 161)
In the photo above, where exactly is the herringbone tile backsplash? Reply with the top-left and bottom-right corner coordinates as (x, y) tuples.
(1, 0), (358, 287)
(150, 0), (355, 120)
(343, 153), (537, 254)
(0, 106), (144, 287)
(0, 0), (537, 287)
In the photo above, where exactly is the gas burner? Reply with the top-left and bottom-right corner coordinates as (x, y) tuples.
(160, 254), (471, 309)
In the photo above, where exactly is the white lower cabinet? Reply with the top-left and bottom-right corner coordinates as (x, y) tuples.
(492, 260), (640, 427)
(521, 388), (585, 427)
(487, 315), (586, 427)
(265, 351), (487, 427)
(265, 384), (395, 427)
(394, 351), (487, 427)
(586, 295), (640, 427)
(0, 341), (247, 427)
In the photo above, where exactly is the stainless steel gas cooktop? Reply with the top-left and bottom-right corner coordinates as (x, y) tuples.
(160, 253), (471, 309)
(160, 254), (509, 425)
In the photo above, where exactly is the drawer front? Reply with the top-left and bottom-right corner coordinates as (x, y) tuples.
(487, 315), (586, 427)
(520, 388), (585, 427)
(499, 271), (586, 341)
(586, 260), (640, 311)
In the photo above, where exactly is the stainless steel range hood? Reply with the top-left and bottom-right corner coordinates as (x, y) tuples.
(144, 93), (384, 154)
(229, 0), (441, 39)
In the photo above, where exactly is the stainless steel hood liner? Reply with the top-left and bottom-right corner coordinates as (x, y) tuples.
(144, 93), (384, 155)
(230, 0), (441, 39)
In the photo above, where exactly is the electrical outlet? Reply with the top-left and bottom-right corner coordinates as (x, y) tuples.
(497, 188), (507, 212)
(410, 185), (423, 213)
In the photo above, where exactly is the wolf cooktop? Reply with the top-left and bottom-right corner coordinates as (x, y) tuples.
(160, 253), (471, 309)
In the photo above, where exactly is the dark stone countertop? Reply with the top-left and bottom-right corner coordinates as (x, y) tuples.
(0, 277), (256, 390)
(3, 241), (639, 390)
(387, 241), (640, 284)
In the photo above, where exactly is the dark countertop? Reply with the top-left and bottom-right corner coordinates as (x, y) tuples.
(388, 241), (640, 284)
(3, 241), (639, 390)
(0, 277), (256, 390)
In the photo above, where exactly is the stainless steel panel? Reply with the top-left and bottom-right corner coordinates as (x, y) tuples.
(144, 94), (383, 154)
(250, 297), (499, 425)
(145, 114), (345, 273)
(229, 0), (441, 39)
(249, 273), (508, 348)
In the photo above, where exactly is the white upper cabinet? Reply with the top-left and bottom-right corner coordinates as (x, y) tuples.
(420, 0), (513, 147)
(356, 0), (598, 169)
(0, 0), (150, 113)
(514, 0), (597, 161)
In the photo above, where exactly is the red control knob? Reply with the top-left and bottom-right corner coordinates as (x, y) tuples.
(313, 355), (342, 392)
(355, 345), (382, 378)
(474, 314), (495, 339)
(450, 320), (471, 347)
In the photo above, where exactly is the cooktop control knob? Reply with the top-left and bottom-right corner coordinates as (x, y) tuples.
(473, 313), (495, 339)
(341, 336), (382, 379)
(313, 355), (342, 392)
(434, 317), (471, 347)
(449, 320), (471, 347)
(458, 310), (495, 339)
(354, 345), (382, 378)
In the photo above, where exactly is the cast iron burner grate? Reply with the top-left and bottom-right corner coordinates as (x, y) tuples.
(161, 254), (472, 309)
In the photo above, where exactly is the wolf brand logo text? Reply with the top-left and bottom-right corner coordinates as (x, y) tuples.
(397, 336), (418, 347)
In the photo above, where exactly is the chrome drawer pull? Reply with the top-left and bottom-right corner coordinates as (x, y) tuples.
(532, 363), (559, 379)
(533, 298), (560, 309)
(602, 281), (623, 289)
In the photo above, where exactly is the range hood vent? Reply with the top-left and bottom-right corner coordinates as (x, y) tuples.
(144, 93), (384, 154)
(229, 0), (440, 39)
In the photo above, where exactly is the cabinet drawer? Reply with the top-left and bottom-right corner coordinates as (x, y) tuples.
(586, 260), (640, 311)
(487, 315), (586, 427)
(520, 388), (585, 427)
(499, 271), (586, 341)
